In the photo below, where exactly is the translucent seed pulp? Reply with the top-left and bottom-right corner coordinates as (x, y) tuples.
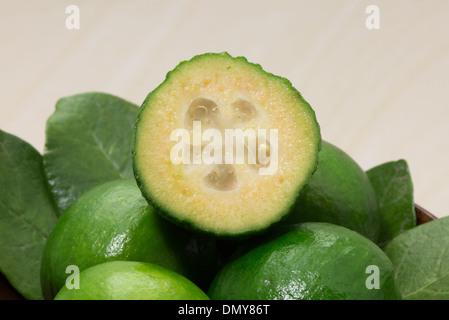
(183, 97), (272, 191)
(232, 99), (257, 122)
(185, 98), (219, 129)
(204, 165), (238, 191)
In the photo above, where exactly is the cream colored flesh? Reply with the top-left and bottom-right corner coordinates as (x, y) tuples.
(135, 55), (319, 235)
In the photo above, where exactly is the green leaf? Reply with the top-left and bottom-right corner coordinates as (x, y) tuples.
(43, 92), (139, 214)
(0, 130), (58, 300)
(366, 159), (416, 247)
(384, 216), (449, 300)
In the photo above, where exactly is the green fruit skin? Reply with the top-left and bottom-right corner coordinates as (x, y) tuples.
(133, 52), (321, 238)
(282, 141), (381, 243)
(54, 261), (209, 300)
(208, 222), (399, 300)
(41, 179), (216, 299)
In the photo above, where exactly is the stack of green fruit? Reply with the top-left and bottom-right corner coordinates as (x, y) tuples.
(0, 53), (447, 300)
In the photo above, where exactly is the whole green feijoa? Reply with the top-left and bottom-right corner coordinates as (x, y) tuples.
(208, 222), (399, 300)
(133, 52), (321, 237)
(54, 261), (209, 300)
(41, 179), (216, 299)
(283, 141), (381, 243)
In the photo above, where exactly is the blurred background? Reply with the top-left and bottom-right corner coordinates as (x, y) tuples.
(1, 0), (448, 217)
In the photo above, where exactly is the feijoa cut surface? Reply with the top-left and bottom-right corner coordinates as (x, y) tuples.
(133, 52), (321, 237)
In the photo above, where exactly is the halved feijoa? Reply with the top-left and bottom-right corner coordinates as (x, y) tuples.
(133, 53), (321, 237)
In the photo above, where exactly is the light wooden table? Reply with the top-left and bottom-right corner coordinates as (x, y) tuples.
(1, 0), (448, 217)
